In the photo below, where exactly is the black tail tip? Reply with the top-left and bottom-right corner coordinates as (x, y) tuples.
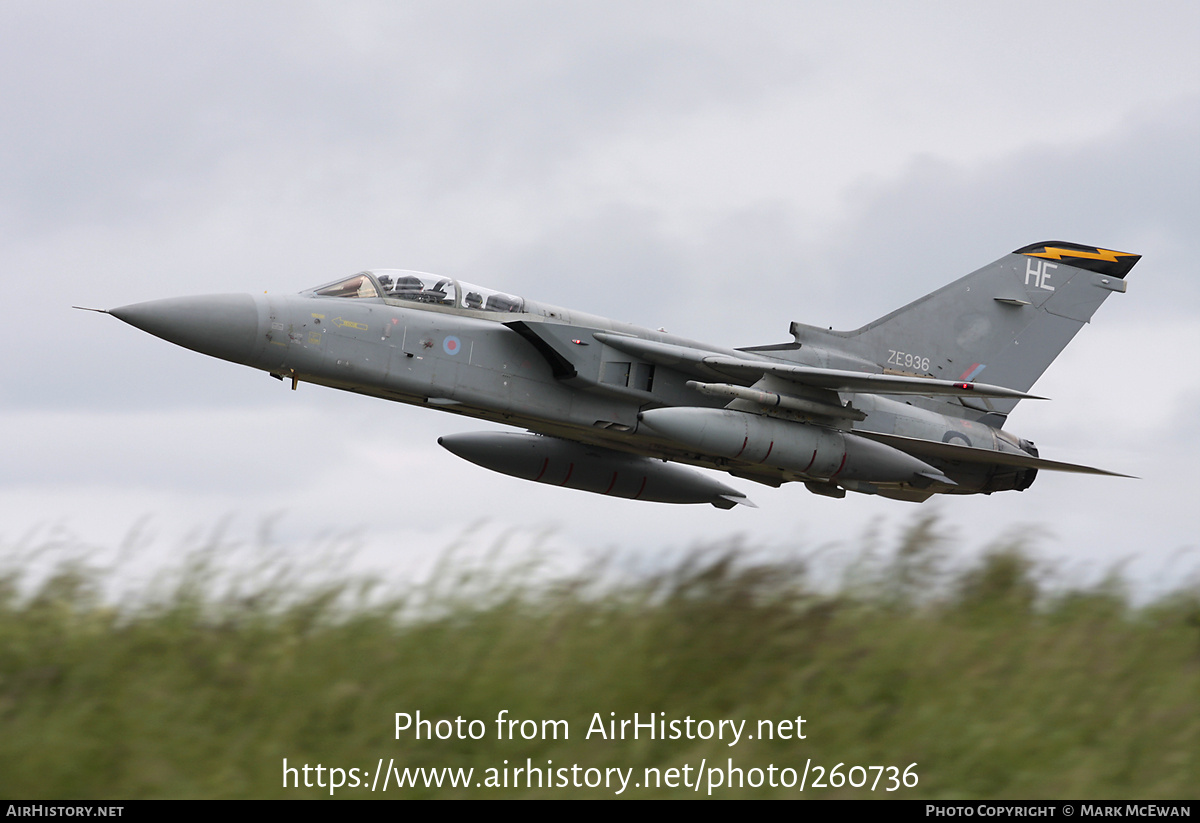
(1013, 241), (1140, 279)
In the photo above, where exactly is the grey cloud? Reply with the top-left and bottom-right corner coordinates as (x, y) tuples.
(0, 2), (807, 234)
(818, 97), (1200, 324)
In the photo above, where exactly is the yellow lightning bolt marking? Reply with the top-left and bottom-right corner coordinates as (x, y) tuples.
(1025, 247), (1135, 263)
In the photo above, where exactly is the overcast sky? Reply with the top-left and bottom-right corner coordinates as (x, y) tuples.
(2, 1), (1198, 595)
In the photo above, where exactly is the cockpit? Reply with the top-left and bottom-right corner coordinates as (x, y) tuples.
(309, 269), (526, 314)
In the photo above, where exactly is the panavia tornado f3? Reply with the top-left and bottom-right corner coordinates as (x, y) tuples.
(89, 241), (1138, 508)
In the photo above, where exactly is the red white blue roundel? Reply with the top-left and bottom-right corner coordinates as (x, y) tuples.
(443, 335), (462, 355)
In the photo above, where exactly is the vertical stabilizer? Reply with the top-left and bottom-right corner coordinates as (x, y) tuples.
(834, 242), (1138, 418)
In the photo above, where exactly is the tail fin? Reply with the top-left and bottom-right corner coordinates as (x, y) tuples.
(791, 242), (1139, 421)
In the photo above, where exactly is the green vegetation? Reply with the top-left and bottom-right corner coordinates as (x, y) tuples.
(1, 518), (1197, 798)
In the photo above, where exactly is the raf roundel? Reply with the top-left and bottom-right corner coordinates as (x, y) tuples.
(443, 335), (462, 356)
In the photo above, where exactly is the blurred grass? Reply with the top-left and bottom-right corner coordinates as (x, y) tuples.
(1, 516), (1197, 798)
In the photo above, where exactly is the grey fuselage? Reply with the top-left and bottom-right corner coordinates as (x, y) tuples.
(110, 241), (1139, 505)
(119, 269), (1037, 501)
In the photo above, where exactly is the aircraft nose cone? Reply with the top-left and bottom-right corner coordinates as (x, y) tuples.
(110, 294), (263, 365)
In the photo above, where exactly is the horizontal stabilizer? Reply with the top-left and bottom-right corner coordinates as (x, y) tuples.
(855, 431), (1134, 477)
(914, 470), (958, 487)
(716, 493), (758, 509)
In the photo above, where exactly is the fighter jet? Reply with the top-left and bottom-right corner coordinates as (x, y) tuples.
(88, 241), (1137, 508)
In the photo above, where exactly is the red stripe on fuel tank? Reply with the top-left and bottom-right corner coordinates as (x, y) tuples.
(633, 476), (648, 499)
(604, 472), (618, 494)
(733, 436), (748, 458)
(829, 452), (848, 480)
(533, 458), (550, 481)
(802, 450), (817, 472)
(559, 462), (575, 486)
(760, 440), (775, 463)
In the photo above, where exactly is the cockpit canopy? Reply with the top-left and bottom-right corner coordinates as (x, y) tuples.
(313, 273), (380, 300)
(309, 270), (525, 314)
